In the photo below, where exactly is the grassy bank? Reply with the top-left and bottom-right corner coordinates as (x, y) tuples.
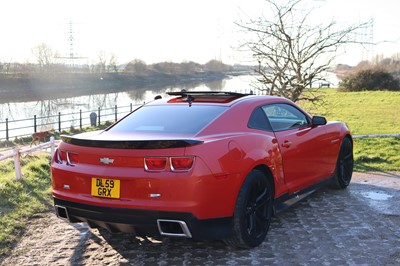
(298, 89), (400, 172)
(353, 137), (400, 172)
(0, 154), (52, 256)
(299, 89), (400, 135)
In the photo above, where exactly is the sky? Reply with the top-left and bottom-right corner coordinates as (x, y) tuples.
(1, 0), (400, 66)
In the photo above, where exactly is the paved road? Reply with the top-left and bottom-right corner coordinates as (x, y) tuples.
(1, 172), (399, 265)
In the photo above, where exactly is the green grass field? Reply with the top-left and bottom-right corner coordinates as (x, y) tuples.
(299, 89), (400, 135)
(298, 89), (400, 172)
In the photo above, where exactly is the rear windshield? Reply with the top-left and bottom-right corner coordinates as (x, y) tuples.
(108, 105), (227, 134)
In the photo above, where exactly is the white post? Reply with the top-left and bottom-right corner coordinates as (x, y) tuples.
(13, 146), (22, 180)
(50, 136), (55, 158)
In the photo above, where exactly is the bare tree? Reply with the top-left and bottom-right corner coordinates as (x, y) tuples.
(96, 51), (118, 73)
(31, 43), (54, 72)
(97, 50), (107, 73)
(108, 53), (118, 73)
(238, 0), (371, 102)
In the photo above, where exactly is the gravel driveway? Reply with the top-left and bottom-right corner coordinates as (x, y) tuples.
(1, 172), (399, 266)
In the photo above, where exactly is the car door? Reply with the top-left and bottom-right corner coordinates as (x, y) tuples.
(262, 103), (332, 194)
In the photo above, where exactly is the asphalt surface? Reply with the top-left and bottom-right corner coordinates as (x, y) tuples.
(1, 172), (399, 265)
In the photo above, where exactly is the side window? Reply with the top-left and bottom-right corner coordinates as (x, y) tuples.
(248, 107), (273, 131)
(262, 104), (310, 131)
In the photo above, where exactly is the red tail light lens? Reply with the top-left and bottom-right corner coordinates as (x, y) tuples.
(59, 150), (67, 161)
(55, 149), (78, 165)
(67, 152), (79, 165)
(170, 157), (195, 172)
(144, 157), (167, 171)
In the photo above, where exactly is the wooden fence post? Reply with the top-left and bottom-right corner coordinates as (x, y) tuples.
(13, 146), (22, 180)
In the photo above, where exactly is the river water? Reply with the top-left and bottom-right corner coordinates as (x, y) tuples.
(0, 75), (257, 140)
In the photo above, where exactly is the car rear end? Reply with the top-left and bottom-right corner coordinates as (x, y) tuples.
(51, 93), (251, 239)
(52, 137), (216, 237)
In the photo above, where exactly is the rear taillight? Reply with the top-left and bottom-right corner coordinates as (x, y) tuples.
(144, 157), (167, 171)
(67, 152), (79, 165)
(59, 150), (67, 162)
(55, 149), (79, 166)
(144, 156), (195, 172)
(170, 157), (195, 172)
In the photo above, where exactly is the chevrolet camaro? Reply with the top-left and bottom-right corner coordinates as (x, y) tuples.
(51, 91), (353, 248)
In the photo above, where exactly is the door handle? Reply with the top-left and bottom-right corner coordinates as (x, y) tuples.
(281, 140), (292, 148)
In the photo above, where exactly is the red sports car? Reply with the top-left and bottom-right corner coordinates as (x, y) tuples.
(51, 91), (353, 248)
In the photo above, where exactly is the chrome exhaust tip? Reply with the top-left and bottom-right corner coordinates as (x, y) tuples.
(55, 205), (70, 221)
(157, 219), (192, 238)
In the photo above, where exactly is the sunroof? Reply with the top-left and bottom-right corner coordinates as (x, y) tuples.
(167, 91), (250, 104)
(167, 91), (249, 97)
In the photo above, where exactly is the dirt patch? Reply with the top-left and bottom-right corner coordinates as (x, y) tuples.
(0, 211), (128, 266)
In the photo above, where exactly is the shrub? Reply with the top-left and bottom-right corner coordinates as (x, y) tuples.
(338, 69), (399, 92)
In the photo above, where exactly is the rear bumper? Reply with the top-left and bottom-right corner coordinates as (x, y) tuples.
(53, 196), (232, 240)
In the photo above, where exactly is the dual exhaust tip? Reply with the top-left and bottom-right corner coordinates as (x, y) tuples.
(55, 205), (192, 238)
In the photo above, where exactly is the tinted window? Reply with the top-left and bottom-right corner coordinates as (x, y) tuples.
(248, 107), (272, 131)
(109, 105), (227, 134)
(262, 104), (310, 131)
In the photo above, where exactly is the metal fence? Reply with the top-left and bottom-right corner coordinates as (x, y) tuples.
(0, 103), (141, 141)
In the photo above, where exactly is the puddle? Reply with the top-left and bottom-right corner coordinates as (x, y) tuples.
(360, 191), (393, 201)
(356, 190), (399, 215)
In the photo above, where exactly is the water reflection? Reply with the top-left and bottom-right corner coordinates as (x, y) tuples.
(126, 88), (148, 103)
(207, 79), (226, 91)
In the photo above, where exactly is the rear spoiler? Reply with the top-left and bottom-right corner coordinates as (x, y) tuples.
(60, 135), (203, 149)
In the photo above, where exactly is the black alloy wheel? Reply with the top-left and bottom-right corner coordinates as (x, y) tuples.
(225, 170), (273, 248)
(332, 137), (354, 189)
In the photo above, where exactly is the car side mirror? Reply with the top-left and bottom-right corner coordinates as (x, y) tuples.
(312, 116), (327, 126)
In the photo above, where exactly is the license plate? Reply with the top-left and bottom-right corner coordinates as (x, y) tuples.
(91, 178), (120, 199)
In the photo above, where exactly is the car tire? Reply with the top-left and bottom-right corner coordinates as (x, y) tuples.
(225, 169), (273, 248)
(331, 137), (354, 189)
